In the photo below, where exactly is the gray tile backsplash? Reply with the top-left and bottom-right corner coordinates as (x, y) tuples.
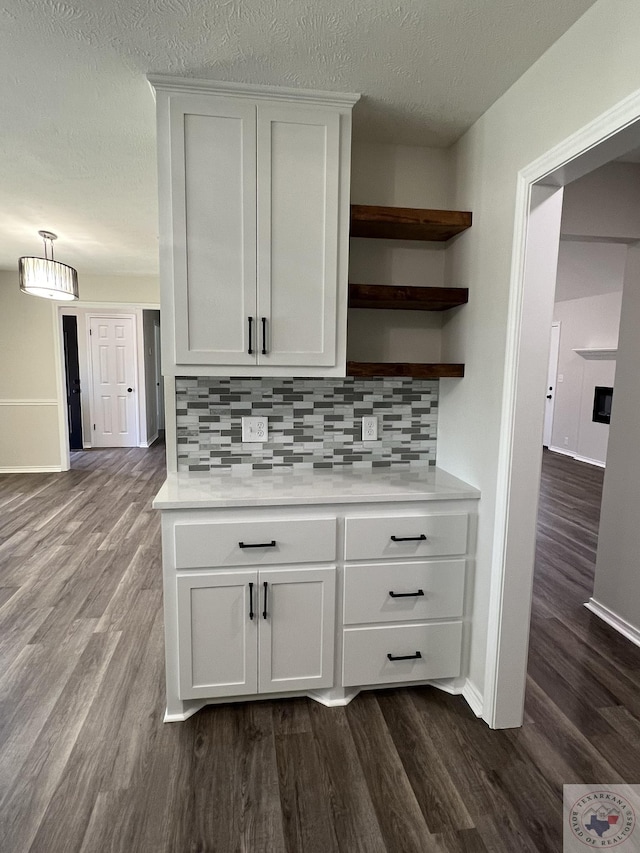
(176, 377), (438, 472)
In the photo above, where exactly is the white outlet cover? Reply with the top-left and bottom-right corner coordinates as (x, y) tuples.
(242, 416), (269, 443)
(362, 415), (378, 441)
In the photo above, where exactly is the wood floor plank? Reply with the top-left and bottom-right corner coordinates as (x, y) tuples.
(0, 631), (121, 853)
(345, 691), (438, 853)
(307, 701), (387, 853)
(376, 689), (475, 835)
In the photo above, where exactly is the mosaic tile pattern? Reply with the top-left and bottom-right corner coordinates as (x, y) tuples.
(175, 377), (438, 472)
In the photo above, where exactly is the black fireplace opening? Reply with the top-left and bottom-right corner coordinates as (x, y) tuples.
(593, 386), (613, 425)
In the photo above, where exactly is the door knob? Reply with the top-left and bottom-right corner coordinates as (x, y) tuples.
(127, 387), (133, 393)
(546, 394), (552, 399)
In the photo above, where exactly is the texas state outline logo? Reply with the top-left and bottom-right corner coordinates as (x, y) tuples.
(564, 786), (638, 849)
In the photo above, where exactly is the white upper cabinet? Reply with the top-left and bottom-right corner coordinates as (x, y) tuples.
(149, 77), (359, 377)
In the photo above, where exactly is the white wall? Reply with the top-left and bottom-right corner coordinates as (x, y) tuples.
(550, 240), (625, 465)
(437, 0), (640, 720)
(0, 271), (159, 471)
(592, 244), (640, 633)
(348, 142), (454, 363)
(561, 161), (640, 241)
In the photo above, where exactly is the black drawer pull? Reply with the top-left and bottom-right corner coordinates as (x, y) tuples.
(389, 589), (425, 598)
(261, 317), (267, 355)
(390, 534), (427, 542)
(239, 540), (276, 549)
(263, 581), (268, 619)
(248, 582), (254, 620)
(387, 651), (422, 662)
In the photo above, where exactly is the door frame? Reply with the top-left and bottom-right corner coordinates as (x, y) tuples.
(53, 301), (160, 470)
(87, 312), (140, 449)
(486, 87), (640, 728)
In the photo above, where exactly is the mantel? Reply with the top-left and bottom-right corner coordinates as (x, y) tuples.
(573, 348), (617, 360)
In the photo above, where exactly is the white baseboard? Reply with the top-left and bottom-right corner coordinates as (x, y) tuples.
(0, 465), (63, 474)
(548, 446), (605, 468)
(139, 432), (159, 448)
(461, 679), (484, 717)
(585, 598), (640, 649)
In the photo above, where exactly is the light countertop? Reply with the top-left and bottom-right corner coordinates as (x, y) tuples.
(153, 466), (480, 510)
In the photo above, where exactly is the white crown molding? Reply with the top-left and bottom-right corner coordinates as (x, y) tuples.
(147, 74), (361, 109)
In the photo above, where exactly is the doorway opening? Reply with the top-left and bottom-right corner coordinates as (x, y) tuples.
(486, 90), (640, 729)
(62, 315), (82, 451)
(55, 303), (162, 469)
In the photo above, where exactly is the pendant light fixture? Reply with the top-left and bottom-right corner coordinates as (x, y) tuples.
(19, 230), (79, 301)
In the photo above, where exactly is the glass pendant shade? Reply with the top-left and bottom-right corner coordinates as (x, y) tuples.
(18, 231), (79, 301)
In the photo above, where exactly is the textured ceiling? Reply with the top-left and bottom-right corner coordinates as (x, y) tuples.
(0, 0), (600, 276)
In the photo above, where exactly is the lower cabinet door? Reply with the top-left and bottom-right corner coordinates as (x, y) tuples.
(176, 571), (258, 699)
(258, 566), (335, 693)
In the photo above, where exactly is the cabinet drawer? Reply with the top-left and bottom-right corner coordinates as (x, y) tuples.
(344, 513), (468, 561)
(343, 560), (465, 625)
(174, 518), (337, 569)
(342, 622), (462, 687)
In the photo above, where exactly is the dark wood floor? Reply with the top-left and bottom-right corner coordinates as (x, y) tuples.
(1, 446), (639, 852)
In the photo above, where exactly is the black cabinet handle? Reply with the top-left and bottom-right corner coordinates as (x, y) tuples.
(261, 317), (267, 355)
(248, 316), (254, 355)
(390, 534), (427, 542)
(389, 589), (425, 598)
(387, 651), (422, 661)
(249, 582), (254, 620)
(239, 540), (276, 549)
(263, 581), (268, 619)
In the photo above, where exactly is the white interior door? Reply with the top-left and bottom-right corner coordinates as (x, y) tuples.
(89, 315), (139, 447)
(543, 322), (561, 447)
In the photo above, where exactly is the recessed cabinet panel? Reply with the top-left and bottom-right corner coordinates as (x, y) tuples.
(177, 571), (258, 699)
(342, 621), (462, 687)
(259, 567), (335, 693)
(171, 98), (257, 364)
(344, 513), (468, 561)
(257, 106), (340, 366)
(343, 559), (465, 625)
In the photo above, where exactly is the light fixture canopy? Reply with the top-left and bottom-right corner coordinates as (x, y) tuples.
(19, 230), (79, 301)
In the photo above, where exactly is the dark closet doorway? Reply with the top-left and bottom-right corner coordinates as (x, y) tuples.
(62, 315), (83, 450)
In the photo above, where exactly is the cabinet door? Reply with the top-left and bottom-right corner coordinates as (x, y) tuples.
(176, 571), (258, 699)
(258, 566), (335, 693)
(256, 105), (340, 367)
(170, 96), (257, 364)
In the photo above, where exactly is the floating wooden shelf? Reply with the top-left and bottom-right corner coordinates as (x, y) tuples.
(349, 284), (468, 311)
(350, 205), (472, 241)
(347, 362), (465, 379)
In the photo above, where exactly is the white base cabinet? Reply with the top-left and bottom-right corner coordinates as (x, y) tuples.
(156, 480), (479, 722)
(176, 567), (335, 699)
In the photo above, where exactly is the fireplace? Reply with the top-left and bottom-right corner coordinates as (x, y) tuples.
(592, 386), (613, 425)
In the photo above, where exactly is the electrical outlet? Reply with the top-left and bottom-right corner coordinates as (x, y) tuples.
(242, 416), (268, 443)
(362, 415), (378, 441)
